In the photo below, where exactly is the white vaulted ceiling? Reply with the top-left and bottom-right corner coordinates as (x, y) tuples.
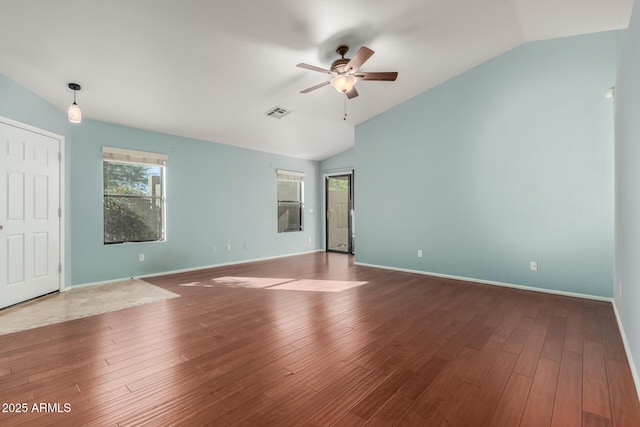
(0, 0), (632, 160)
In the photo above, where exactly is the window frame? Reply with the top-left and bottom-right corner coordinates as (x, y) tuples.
(277, 169), (304, 233)
(102, 146), (167, 245)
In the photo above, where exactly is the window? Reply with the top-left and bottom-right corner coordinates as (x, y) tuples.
(103, 147), (167, 244)
(277, 169), (304, 233)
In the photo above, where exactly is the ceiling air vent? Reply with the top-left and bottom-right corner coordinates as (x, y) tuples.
(265, 106), (291, 119)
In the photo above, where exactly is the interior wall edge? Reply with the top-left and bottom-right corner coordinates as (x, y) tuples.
(612, 299), (640, 403)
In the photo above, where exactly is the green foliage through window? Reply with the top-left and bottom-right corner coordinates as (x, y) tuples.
(328, 177), (349, 192)
(103, 161), (164, 244)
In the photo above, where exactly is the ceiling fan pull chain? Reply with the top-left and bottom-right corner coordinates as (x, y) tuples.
(344, 98), (347, 121)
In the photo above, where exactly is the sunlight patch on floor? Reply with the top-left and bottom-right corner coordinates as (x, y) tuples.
(213, 276), (294, 288)
(269, 279), (368, 292)
(179, 276), (369, 293)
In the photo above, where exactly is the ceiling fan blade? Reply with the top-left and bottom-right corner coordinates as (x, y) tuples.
(296, 63), (334, 74)
(345, 46), (374, 74)
(300, 80), (331, 93)
(355, 71), (398, 81)
(345, 86), (359, 99)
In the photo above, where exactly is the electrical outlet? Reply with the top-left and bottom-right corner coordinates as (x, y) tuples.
(418, 250), (423, 258)
(139, 253), (145, 262)
(226, 244), (231, 252)
(308, 236), (312, 243)
(530, 261), (537, 271)
(212, 246), (216, 252)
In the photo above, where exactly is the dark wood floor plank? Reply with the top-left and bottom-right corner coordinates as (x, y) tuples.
(401, 367), (479, 425)
(303, 364), (395, 426)
(551, 350), (583, 427)
(457, 350), (518, 426)
(564, 305), (584, 354)
(520, 357), (560, 427)
(116, 377), (243, 427)
(596, 304), (627, 363)
(350, 367), (413, 420)
(363, 391), (414, 426)
(262, 364), (371, 426)
(486, 295), (526, 346)
(513, 307), (553, 378)
(503, 314), (536, 355)
(0, 252), (638, 426)
(458, 342), (502, 387)
(542, 315), (567, 362)
(205, 393), (275, 426)
(583, 341), (612, 419)
(331, 411), (366, 426)
(488, 372), (532, 426)
(583, 411), (614, 427)
(426, 380), (478, 426)
(249, 384), (317, 426)
(604, 358), (640, 427)
(583, 305), (603, 344)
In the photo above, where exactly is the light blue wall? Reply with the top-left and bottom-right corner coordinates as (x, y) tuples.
(321, 148), (354, 173)
(355, 31), (619, 297)
(614, 2), (640, 392)
(0, 75), (74, 286)
(70, 121), (321, 284)
(1, 74), (322, 286)
(0, 75), (67, 136)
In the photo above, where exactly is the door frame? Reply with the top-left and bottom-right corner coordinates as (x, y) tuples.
(324, 170), (354, 254)
(0, 115), (65, 297)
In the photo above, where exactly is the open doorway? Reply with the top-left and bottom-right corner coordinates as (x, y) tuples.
(325, 173), (353, 254)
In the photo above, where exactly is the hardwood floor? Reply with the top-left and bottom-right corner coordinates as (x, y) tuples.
(1, 252), (639, 426)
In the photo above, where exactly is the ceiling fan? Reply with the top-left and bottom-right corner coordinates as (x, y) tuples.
(296, 45), (398, 99)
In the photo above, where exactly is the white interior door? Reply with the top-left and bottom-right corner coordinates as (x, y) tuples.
(0, 121), (61, 309)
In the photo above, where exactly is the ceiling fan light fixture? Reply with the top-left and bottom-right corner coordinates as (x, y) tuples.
(331, 74), (357, 93)
(67, 83), (82, 123)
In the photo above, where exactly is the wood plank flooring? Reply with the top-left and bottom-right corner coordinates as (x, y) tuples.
(0, 252), (638, 426)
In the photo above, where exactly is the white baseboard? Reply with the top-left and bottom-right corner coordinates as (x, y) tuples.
(62, 276), (131, 291)
(611, 300), (640, 403)
(354, 262), (612, 302)
(69, 249), (323, 290)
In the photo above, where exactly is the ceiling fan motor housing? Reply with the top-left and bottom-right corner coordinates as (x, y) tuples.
(332, 45), (351, 73)
(331, 58), (350, 73)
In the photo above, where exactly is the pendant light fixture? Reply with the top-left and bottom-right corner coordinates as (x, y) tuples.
(67, 83), (82, 123)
